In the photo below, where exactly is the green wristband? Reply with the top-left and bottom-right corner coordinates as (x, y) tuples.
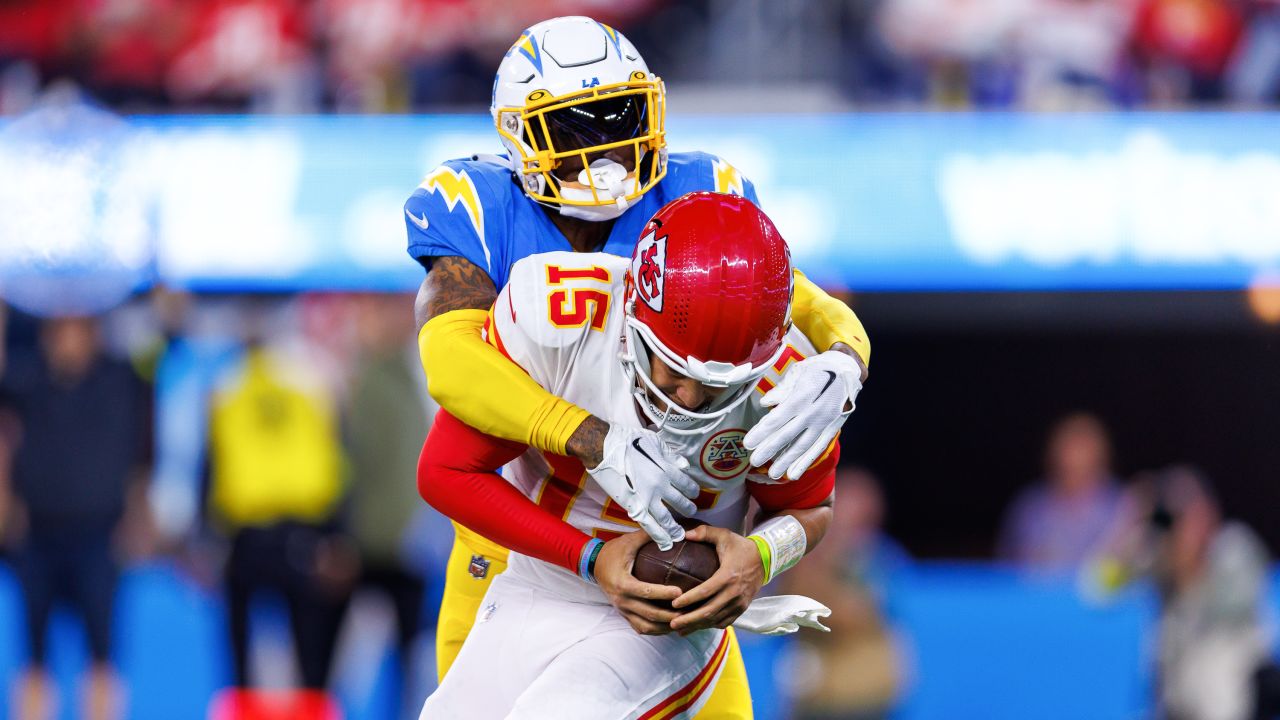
(748, 534), (773, 584)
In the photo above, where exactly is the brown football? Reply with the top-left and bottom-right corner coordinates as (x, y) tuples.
(632, 537), (720, 595)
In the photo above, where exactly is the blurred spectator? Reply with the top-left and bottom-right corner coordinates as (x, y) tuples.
(874, 0), (1023, 107)
(1130, 0), (1244, 103)
(165, 0), (319, 112)
(1011, 0), (1139, 109)
(0, 316), (151, 720)
(998, 412), (1122, 571)
(63, 0), (186, 110)
(1087, 467), (1272, 720)
(1226, 0), (1280, 103)
(786, 468), (910, 720)
(338, 293), (436, 715)
(206, 316), (352, 691)
(0, 0), (72, 114)
(874, 0), (1140, 108)
(0, 0), (75, 78)
(147, 289), (241, 549)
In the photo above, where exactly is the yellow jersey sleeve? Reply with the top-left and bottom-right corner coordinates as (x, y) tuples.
(791, 270), (871, 369)
(418, 308), (590, 455)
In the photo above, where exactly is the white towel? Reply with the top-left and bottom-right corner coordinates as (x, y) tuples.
(732, 595), (832, 636)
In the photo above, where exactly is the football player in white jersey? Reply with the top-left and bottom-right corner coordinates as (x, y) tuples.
(411, 19), (870, 711)
(417, 192), (841, 719)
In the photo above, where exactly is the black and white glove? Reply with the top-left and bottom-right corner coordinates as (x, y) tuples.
(743, 351), (863, 480)
(587, 425), (700, 550)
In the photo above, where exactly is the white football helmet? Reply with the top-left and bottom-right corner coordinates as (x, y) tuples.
(491, 16), (668, 221)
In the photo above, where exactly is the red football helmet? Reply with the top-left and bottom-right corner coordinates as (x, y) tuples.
(622, 191), (793, 434)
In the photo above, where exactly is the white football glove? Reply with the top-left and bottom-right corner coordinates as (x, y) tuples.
(743, 351), (863, 481)
(587, 425), (700, 551)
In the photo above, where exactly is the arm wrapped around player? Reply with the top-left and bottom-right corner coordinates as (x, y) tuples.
(417, 409), (593, 574)
(419, 409), (695, 634)
(744, 272), (867, 481)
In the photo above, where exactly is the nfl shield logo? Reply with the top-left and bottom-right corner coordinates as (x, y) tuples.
(468, 554), (490, 579)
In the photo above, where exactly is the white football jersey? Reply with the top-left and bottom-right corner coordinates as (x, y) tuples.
(485, 250), (819, 547)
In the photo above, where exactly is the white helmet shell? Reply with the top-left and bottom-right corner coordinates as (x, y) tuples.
(491, 16), (650, 119)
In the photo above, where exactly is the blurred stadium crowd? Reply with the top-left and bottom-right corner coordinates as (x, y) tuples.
(3, 0), (1280, 114)
(1, 294), (457, 719)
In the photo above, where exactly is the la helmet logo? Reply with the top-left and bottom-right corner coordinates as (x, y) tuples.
(634, 229), (666, 312)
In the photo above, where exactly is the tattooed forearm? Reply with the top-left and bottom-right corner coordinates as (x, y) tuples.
(415, 256), (499, 330)
(565, 415), (610, 469)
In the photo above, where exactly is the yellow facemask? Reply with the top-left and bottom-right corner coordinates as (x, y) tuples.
(495, 72), (668, 209)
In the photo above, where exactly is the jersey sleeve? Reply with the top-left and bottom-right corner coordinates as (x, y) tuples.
(792, 271), (871, 367)
(404, 160), (507, 288)
(418, 409), (591, 573)
(747, 439), (839, 512)
(484, 252), (620, 395)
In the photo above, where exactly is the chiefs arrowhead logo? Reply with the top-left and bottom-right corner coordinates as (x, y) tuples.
(633, 230), (667, 312)
(700, 429), (750, 481)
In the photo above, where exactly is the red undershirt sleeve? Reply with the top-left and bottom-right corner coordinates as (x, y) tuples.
(418, 409), (592, 573)
(747, 440), (840, 513)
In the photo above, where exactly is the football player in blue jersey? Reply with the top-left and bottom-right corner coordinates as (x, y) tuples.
(406, 16), (870, 717)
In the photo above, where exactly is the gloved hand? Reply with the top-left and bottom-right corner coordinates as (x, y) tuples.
(743, 351), (863, 480)
(587, 425), (700, 551)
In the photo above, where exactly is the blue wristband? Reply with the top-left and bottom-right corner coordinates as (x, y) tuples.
(579, 539), (606, 583)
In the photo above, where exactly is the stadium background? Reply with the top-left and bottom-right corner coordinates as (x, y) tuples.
(2, 0), (1279, 718)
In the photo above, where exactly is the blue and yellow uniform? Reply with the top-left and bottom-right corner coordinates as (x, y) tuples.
(407, 150), (868, 719)
(405, 151), (756, 292)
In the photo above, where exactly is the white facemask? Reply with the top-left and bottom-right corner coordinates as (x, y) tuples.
(557, 159), (637, 221)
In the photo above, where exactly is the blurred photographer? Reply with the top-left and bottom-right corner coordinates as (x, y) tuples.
(1087, 466), (1273, 720)
(999, 412), (1123, 572)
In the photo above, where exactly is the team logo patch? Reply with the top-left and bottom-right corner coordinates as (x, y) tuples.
(713, 158), (745, 196)
(420, 166), (486, 250)
(468, 554), (491, 579)
(700, 429), (750, 481)
(633, 230), (667, 312)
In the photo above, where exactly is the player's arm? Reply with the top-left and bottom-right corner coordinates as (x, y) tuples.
(743, 272), (867, 481)
(405, 168), (607, 466)
(419, 410), (686, 635)
(413, 254), (664, 481)
(416, 250), (697, 548)
(792, 270), (870, 375)
(415, 255), (608, 463)
(417, 409), (586, 571)
(668, 443), (840, 635)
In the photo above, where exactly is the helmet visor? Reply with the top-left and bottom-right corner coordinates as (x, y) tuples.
(543, 94), (646, 156)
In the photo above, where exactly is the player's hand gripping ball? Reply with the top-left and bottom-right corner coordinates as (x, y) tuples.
(632, 522), (719, 609)
(632, 537), (720, 593)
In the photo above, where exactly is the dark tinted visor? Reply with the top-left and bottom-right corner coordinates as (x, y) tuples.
(541, 94), (647, 154)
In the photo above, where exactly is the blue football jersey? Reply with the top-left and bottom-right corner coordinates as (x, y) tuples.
(403, 151), (760, 292)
